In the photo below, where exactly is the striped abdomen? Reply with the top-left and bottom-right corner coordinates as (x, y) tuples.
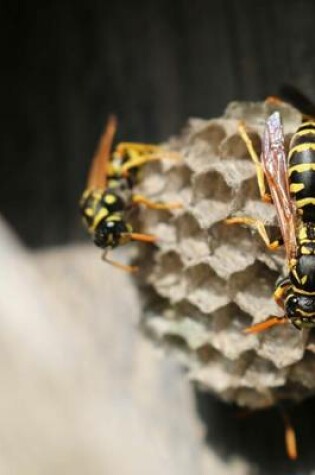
(289, 122), (315, 221)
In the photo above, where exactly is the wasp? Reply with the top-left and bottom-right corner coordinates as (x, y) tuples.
(80, 116), (181, 271)
(226, 109), (315, 336)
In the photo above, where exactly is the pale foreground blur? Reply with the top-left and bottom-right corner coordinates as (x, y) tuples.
(0, 217), (245, 475)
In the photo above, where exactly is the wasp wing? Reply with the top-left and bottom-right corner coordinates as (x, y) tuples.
(87, 115), (117, 190)
(262, 112), (297, 259)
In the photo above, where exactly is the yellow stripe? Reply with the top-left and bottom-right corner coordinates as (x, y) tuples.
(298, 121), (315, 128)
(91, 208), (109, 231)
(84, 208), (94, 217)
(84, 188), (102, 198)
(296, 197), (315, 208)
(292, 268), (300, 284)
(81, 189), (91, 200)
(294, 129), (315, 138)
(108, 179), (121, 188)
(301, 246), (312, 255)
(106, 214), (122, 222)
(301, 275), (308, 285)
(289, 163), (315, 175)
(292, 286), (315, 296)
(298, 226), (308, 240)
(104, 194), (117, 205)
(296, 308), (315, 317)
(289, 143), (315, 160)
(290, 183), (305, 193)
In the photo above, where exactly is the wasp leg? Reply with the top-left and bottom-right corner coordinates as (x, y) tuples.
(121, 151), (179, 173)
(238, 122), (271, 203)
(244, 316), (287, 335)
(115, 143), (161, 155)
(279, 408), (298, 460)
(265, 95), (315, 123)
(121, 150), (180, 173)
(132, 194), (182, 210)
(265, 95), (288, 108)
(273, 278), (290, 309)
(114, 143), (180, 174)
(122, 232), (157, 244)
(102, 250), (139, 273)
(225, 216), (283, 251)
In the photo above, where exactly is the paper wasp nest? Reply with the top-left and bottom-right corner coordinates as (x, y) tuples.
(136, 101), (315, 410)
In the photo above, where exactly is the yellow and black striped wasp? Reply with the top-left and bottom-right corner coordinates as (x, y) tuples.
(225, 97), (315, 461)
(80, 116), (181, 271)
(226, 105), (315, 336)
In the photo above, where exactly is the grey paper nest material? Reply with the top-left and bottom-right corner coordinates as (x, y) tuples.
(136, 101), (315, 410)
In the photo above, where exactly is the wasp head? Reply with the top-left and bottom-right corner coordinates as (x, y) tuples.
(285, 293), (315, 329)
(94, 216), (133, 249)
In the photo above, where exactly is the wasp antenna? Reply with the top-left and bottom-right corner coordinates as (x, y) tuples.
(102, 250), (138, 273)
(244, 316), (287, 335)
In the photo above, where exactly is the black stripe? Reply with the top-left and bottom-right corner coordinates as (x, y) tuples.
(297, 123), (315, 132)
(297, 204), (315, 221)
(291, 134), (315, 148)
(289, 148), (315, 166)
(308, 224), (315, 240)
(289, 172), (305, 184)
(291, 170), (315, 200)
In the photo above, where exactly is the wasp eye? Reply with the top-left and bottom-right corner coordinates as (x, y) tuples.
(286, 295), (298, 319)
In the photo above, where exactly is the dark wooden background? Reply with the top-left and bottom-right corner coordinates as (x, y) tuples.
(2, 0), (315, 247)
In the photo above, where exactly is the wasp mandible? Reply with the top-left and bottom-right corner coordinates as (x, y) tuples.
(80, 116), (181, 271)
(226, 111), (315, 334)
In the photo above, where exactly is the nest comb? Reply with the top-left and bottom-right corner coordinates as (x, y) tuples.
(135, 101), (315, 410)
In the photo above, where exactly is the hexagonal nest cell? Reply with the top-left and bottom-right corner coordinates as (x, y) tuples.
(135, 101), (315, 409)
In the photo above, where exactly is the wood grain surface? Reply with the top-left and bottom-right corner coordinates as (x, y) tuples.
(1, 1), (315, 246)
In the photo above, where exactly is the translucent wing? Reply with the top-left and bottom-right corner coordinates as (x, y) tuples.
(262, 112), (297, 259)
(87, 115), (117, 190)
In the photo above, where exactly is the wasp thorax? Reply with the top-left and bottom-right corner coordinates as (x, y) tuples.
(293, 255), (315, 290)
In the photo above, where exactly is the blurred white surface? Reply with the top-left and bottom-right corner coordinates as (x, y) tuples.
(0, 218), (246, 475)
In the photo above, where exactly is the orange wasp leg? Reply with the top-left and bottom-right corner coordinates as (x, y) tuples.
(280, 408), (298, 460)
(225, 216), (282, 251)
(243, 316), (287, 335)
(238, 122), (272, 204)
(132, 194), (182, 211)
(127, 232), (157, 243)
